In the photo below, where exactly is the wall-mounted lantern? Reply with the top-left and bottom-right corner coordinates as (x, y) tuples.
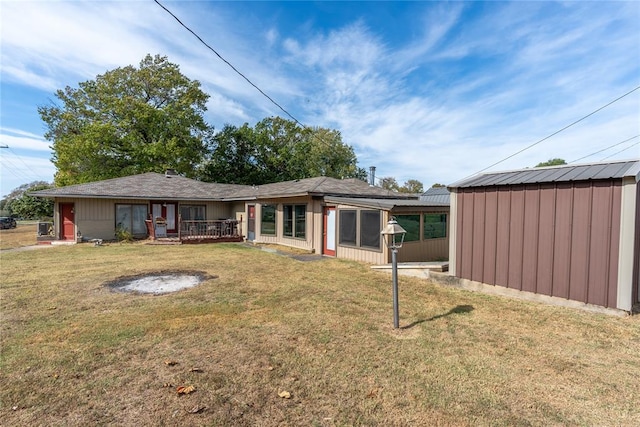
(381, 216), (407, 329)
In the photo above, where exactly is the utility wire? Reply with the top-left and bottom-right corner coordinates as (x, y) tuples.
(465, 84), (640, 178)
(569, 134), (639, 163)
(154, 0), (302, 127)
(600, 141), (640, 161)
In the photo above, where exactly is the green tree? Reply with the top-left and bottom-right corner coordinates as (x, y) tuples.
(431, 183), (446, 188)
(10, 183), (54, 220)
(199, 117), (366, 184)
(535, 158), (567, 167)
(399, 179), (424, 194)
(380, 177), (400, 192)
(39, 54), (212, 186)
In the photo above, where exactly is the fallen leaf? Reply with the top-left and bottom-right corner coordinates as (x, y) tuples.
(278, 391), (291, 399)
(177, 385), (196, 395)
(187, 405), (206, 414)
(165, 360), (178, 366)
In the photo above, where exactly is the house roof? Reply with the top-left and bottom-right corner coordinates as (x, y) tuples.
(30, 173), (414, 201)
(419, 187), (450, 204)
(324, 196), (449, 211)
(449, 159), (640, 189)
(30, 172), (248, 201)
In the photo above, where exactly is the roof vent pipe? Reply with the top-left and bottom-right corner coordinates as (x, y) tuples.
(165, 169), (178, 177)
(369, 166), (376, 186)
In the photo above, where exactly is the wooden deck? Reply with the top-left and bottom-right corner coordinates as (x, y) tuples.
(146, 218), (243, 244)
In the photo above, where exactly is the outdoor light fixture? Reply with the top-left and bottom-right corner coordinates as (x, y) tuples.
(381, 217), (407, 329)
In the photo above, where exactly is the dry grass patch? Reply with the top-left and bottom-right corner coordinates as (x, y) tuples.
(1, 242), (639, 426)
(0, 223), (38, 250)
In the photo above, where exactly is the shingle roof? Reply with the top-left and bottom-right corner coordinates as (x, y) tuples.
(30, 172), (247, 200)
(30, 173), (415, 201)
(449, 159), (640, 189)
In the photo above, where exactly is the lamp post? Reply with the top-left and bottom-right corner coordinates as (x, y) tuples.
(381, 217), (407, 329)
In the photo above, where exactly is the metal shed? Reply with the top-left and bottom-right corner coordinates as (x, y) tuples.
(448, 159), (640, 312)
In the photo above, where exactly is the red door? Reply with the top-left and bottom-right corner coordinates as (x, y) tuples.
(152, 203), (178, 233)
(60, 203), (75, 240)
(323, 206), (336, 256)
(247, 205), (256, 241)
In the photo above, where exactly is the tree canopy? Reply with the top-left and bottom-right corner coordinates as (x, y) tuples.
(39, 54), (212, 186)
(2, 182), (54, 220)
(380, 177), (424, 193)
(535, 158), (567, 167)
(199, 117), (366, 184)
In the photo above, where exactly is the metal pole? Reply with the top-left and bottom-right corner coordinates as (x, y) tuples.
(392, 247), (399, 329)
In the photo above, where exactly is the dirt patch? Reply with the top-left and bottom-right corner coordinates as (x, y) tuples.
(105, 270), (217, 295)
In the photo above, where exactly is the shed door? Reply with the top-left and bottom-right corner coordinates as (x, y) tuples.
(323, 206), (336, 256)
(60, 203), (75, 240)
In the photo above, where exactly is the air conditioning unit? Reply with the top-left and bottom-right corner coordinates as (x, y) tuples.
(38, 222), (53, 236)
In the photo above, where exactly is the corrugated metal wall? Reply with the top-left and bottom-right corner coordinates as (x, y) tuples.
(456, 180), (622, 308)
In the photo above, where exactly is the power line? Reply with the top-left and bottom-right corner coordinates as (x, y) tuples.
(600, 141), (640, 161)
(466, 84), (640, 178)
(569, 134), (639, 163)
(154, 0), (302, 127)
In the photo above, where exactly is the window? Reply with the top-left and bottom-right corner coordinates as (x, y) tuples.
(261, 204), (276, 235)
(360, 210), (381, 249)
(424, 213), (447, 239)
(180, 205), (205, 221)
(339, 210), (357, 245)
(116, 204), (148, 235)
(395, 215), (420, 242)
(338, 209), (381, 250)
(283, 204), (306, 239)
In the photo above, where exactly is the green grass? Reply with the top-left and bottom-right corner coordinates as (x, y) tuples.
(1, 238), (639, 426)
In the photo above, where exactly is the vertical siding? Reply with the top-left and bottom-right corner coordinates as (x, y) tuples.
(508, 186), (525, 291)
(495, 188), (511, 287)
(471, 192), (486, 282)
(536, 184), (556, 296)
(633, 182), (640, 305)
(459, 190), (475, 280)
(568, 182), (592, 302)
(454, 179), (623, 309)
(522, 187), (540, 293)
(552, 184), (573, 299)
(482, 189), (498, 285)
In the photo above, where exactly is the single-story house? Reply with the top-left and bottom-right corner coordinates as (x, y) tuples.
(31, 171), (451, 264)
(447, 159), (640, 312)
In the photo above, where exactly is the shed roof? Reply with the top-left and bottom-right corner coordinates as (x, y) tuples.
(449, 159), (640, 189)
(324, 196), (449, 210)
(419, 187), (450, 204)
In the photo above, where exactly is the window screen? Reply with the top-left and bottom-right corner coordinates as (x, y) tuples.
(261, 204), (276, 235)
(396, 215), (420, 242)
(339, 210), (357, 245)
(360, 210), (380, 249)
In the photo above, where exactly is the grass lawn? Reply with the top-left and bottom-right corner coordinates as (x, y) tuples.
(1, 227), (639, 425)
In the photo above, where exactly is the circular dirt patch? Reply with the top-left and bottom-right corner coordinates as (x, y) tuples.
(105, 270), (216, 295)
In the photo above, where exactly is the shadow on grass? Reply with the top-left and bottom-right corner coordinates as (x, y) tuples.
(401, 305), (474, 330)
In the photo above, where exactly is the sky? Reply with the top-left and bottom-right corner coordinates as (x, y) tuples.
(1, 1), (639, 197)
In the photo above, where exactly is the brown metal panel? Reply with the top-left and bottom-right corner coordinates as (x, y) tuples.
(587, 181), (613, 306)
(508, 186), (525, 290)
(522, 187), (540, 293)
(456, 191), (464, 276)
(483, 188), (498, 285)
(634, 182), (640, 305)
(536, 184), (556, 296)
(568, 182), (592, 303)
(608, 182), (622, 307)
(471, 191), (486, 282)
(495, 187), (511, 287)
(552, 183), (573, 299)
(460, 190), (476, 280)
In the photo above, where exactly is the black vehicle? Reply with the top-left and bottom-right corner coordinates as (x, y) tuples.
(0, 217), (17, 229)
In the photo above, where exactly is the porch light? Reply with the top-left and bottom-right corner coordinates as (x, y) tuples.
(381, 217), (407, 329)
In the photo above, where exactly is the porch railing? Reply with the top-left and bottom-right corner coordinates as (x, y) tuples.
(179, 219), (242, 241)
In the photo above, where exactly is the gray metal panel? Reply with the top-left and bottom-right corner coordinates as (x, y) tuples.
(450, 159), (639, 188)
